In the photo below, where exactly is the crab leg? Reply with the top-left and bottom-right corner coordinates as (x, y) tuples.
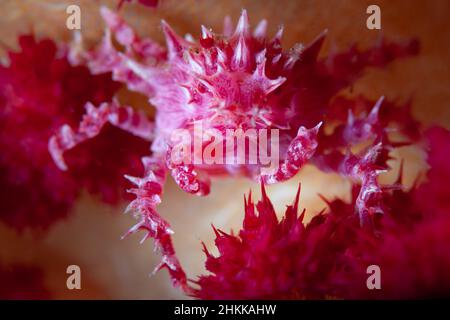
(166, 149), (211, 196)
(49, 102), (188, 291)
(312, 98), (391, 226)
(49, 100), (154, 171)
(316, 144), (387, 227)
(124, 156), (190, 292)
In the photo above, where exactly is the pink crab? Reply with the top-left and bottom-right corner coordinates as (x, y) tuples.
(49, 8), (418, 292)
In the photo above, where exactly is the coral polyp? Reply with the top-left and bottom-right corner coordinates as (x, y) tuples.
(49, 8), (418, 291)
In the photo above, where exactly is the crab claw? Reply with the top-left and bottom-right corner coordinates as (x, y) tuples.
(260, 122), (322, 184)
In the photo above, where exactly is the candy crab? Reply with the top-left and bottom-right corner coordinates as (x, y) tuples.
(49, 8), (418, 292)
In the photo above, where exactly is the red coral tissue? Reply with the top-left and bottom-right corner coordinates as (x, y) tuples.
(118, 0), (159, 9)
(0, 35), (150, 230)
(0, 264), (50, 299)
(195, 127), (450, 299)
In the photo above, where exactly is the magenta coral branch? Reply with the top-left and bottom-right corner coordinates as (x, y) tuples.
(0, 35), (150, 229)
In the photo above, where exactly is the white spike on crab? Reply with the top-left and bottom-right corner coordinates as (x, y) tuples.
(161, 20), (186, 59)
(234, 9), (249, 37)
(253, 19), (268, 38)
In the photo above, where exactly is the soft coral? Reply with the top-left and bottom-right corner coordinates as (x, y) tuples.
(0, 35), (150, 230)
(196, 128), (450, 299)
(0, 264), (50, 299)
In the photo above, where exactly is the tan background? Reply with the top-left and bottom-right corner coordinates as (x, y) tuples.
(0, 0), (448, 299)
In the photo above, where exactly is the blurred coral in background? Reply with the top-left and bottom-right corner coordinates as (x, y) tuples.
(0, 264), (50, 299)
(0, 34), (151, 230)
(0, 0), (449, 299)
